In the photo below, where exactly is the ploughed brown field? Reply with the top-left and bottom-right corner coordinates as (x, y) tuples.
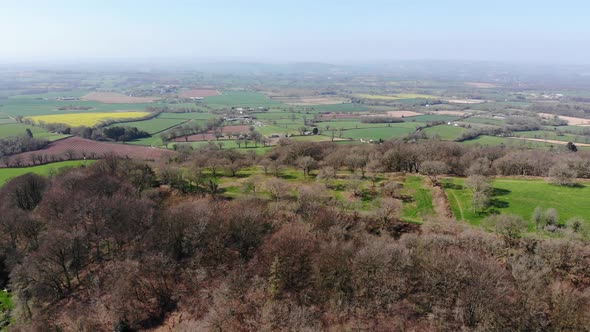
(179, 89), (220, 98)
(3, 137), (175, 167)
(173, 125), (252, 142)
(83, 92), (157, 103)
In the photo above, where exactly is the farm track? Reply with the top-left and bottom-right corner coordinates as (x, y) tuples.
(448, 190), (464, 221)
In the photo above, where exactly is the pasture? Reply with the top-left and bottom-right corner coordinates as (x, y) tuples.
(107, 118), (186, 134)
(307, 103), (369, 113)
(516, 130), (589, 144)
(342, 123), (420, 140)
(0, 160), (92, 186)
(422, 125), (466, 140)
(314, 121), (388, 130)
(443, 177), (590, 228)
(463, 117), (506, 126)
(0, 123), (66, 141)
(404, 114), (458, 123)
(1, 98), (156, 116)
(204, 91), (280, 108)
(271, 96), (350, 105)
(157, 112), (219, 120)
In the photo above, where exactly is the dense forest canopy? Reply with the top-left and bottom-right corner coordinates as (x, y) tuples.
(0, 140), (589, 331)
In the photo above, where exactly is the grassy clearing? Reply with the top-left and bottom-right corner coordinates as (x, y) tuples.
(443, 177), (590, 228)
(401, 175), (434, 222)
(0, 160), (93, 186)
(27, 111), (152, 127)
(0, 291), (12, 310)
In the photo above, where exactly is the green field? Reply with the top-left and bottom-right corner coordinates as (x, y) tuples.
(314, 120), (388, 130)
(257, 125), (298, 136)
(516, 130), (590, 144)
(308, 103), (370, 113)
(342, 123), (421, 140)
(443, 177), (590, 228)
(204, 91), (280, 108)
(463, 117), (506, 126)
(0, 123), (67, 141)
(459, 135), (558, 148)
(254, 111), (298, 120)
(1, 98), (156, 117)
(404, 114), (458, 123)
(0, 118), (16, 124)
(0, 160), (93, 186)
(157, 112), (219, 120)
(107, 117), (186, 134)
(422, 125), (466, 140)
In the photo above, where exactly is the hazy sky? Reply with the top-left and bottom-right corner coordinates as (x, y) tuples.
(0, 0), (588, 64)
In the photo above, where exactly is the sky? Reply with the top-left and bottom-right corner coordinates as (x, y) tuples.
(0, 0), (589, 65)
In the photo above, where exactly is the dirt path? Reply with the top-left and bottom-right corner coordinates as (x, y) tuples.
(423, 177), (453, 219)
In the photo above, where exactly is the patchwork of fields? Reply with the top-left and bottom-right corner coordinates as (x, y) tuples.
(3, 83), (590, 234)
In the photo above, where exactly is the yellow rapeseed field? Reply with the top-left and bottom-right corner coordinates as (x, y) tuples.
(26, 111), (152, 127)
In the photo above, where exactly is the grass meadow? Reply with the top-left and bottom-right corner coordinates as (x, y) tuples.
(0, 160), (93, 186)
(443, 177), (590, 228)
